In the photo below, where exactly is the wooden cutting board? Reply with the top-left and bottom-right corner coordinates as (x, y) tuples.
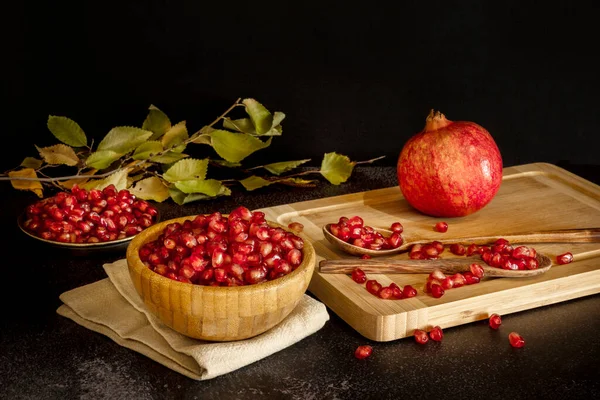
(258, 163), (600, 342)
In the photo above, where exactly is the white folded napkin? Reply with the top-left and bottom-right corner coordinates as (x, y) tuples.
(57, 259), (329, 380)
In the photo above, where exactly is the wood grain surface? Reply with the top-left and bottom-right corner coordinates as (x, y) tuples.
(257, 163), (600, 342)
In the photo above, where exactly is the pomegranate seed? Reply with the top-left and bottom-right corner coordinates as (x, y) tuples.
(403, 285), (417, 298)
(414, 329), (429, 344)
(390, 222), (404, 233)
(441, 277), (454, 290)
(430, 284), (445, 298)
(489, 313), (502, 329)
(469, 263), (485, 278)
(390, 283), (403, 299)
(428, 326), (443, 342)
(366, 280), (382, 296)
(463, 272), (480, 285)
(379, 287), (394, 299)
(388, 232), (403, 248)
(556, 252), (573, 265)
(354, 345), (373, 360)
(360, 254), (371, 260)
(450, 243), (466, 256)
(466, 243), (479, 256)
(351, 268), (367, 284)
(508, 332), (525, 348)
(434, 221), (448, 233)
(347, 216), (364, 228)
(428, 268), (446, 282)
(451, 273), (466, 288)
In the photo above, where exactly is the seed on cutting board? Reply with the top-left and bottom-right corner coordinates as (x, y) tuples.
(556, 252), (574, 265)
(351, 268), (367, 284)
(434, 221), (448, 232)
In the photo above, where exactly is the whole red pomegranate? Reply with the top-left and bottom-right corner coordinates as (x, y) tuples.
(397, 110), (503, 217)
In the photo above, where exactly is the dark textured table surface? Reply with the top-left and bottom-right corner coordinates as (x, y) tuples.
(2, 163), (599, 400)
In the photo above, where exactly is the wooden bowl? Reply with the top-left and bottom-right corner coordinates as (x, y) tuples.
(126, 215), (316, 342)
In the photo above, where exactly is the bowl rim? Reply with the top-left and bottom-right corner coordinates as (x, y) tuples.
(126, 214), (316, 293)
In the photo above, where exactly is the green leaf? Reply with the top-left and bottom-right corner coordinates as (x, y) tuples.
(97, 126), (153, 154)
(243, 98), (273, 134)
(142, 105), (172, 140)
(174, 178), (225, 196)
(20, 157), (43, 169)
(85, 150), (122, 169)
(130, 176), (170, 202)
(36, 144), (79, 166)
(47, 116), (87, 147)
(151, 151), (189, 164)
(222, 117), (256, 134)
(162, 158), (208, 183)
(262, 159), (311, 175)
(132, 141), (164, 160)
(239, 175), (273, 191)
(161, 121), (188, 152)
(168, 185), (231, 205)
(209, 129), (271, 163)
(320, 152), (356, 185)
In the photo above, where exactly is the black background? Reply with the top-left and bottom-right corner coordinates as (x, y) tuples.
(3, 1), (599, 172)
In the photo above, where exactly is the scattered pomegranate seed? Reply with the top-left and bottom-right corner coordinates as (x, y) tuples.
(428, 326), (444, 342)
(434, 221), (448, 233)
(403, 285), (418, 298)
(379, 287), (394, 299)
(414, 329), (429, 344)
(366, 280), (382, 296)
(556, 252), (573, 265)
(508, 332), (525, 348)
(360, 254), (372, 260)
(430, 284), (445, 298)
(354, 345), (373, 359)
(428, 268), (446, 282)
(351, 268), (367, 284)
(489, 313), (502, 330)
(390, 222), (404, 233)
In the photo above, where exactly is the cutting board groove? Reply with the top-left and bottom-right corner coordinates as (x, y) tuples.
(258, 163), (600, 341)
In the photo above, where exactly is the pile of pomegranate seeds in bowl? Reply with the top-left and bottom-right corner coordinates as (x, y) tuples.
(20, 184), (159, 248)
(136, 206), (307, 287)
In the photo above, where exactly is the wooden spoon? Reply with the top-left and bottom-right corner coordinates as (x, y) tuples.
(322, 224), (600, 257)
(319, 252), (553, 278)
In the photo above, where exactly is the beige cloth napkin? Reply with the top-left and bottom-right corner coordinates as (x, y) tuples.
(56, 259), (330, 380)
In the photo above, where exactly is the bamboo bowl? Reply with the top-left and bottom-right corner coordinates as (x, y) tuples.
(126, 215), (316, 342)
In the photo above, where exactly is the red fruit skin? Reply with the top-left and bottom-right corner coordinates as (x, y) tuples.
(397, 110), (503, 217)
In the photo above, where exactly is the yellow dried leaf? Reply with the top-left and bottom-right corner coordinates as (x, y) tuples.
(8, 168), (43, 197)
(36, 144), (79, 166)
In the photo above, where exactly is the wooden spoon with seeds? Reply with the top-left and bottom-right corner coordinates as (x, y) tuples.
(322, 224), (600, 257)
(319, 253), (553, 278)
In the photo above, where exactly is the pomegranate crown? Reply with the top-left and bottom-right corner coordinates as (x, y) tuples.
(424, 109), (452, 132)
